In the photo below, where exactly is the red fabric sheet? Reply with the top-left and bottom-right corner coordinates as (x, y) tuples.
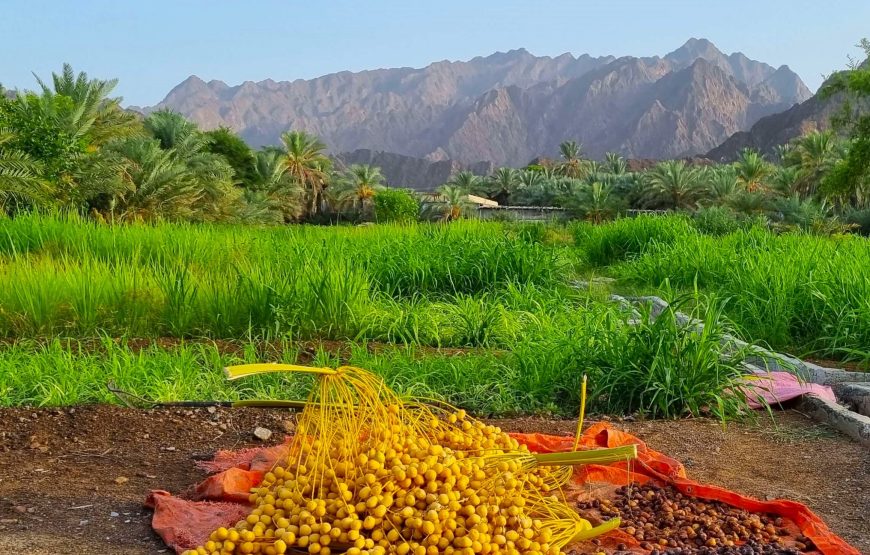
(148, 423), (859, 555)
(743, 371), (837, 408)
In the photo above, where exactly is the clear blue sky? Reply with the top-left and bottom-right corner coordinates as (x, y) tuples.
(2, 0), (867, 106)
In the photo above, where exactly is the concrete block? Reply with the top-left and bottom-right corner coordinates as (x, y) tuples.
(799, 396), (870, 448)
(833, 383), (870, 417)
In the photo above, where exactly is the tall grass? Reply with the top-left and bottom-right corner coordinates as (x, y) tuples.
(0, 214), (566, 339)
(3, 212), (866, 416)
(594, 218), (870, 360)
(0, 302), (751, 419)
(572, 215), (696, 266)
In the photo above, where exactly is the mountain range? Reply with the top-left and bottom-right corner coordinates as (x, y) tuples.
(146, 39), (810, 168)
(706, 67), (870, 161)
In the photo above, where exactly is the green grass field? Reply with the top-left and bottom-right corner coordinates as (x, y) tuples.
(573, 216), (870, 361)
(1, 213), (868, 417)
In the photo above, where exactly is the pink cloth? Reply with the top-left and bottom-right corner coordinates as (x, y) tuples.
(743, 371), (837, 408)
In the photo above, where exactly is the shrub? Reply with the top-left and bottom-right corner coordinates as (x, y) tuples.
(844, 208), (870, 236)
(692, 206), (741, 236)
(588, 300), (753, 420)
(573, 215), (696, 266)
(374, 188), (420, 223)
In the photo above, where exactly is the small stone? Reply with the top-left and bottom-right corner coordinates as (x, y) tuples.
(282, 420), (296, 434)
(163, 446), (176, 452)
(79, 519), (89, 526)
(114, 476), (129, 485)
(207, 406), (217, 414)
(253, 427), (273, 441)
(110, 511), (119, 517)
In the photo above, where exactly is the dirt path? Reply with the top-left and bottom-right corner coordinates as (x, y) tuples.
(0, 406), (867, 554)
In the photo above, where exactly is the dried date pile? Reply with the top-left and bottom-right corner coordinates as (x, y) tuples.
(576, 484), (816, 553)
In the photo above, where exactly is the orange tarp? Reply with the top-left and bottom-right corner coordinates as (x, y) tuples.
(147, 424), (859, 555)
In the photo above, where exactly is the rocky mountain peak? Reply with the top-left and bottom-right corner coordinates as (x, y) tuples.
(149, 40), (811, 168)
(665, 38), (725, 65)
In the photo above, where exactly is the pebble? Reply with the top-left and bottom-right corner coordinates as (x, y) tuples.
(253, 427), (273, 441)
(110, 511), (119, 517)
(113, 476), (129, 485)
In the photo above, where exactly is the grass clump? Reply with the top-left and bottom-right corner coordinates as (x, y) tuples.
(572, 215), (696, 266)
(615, 228), (870, 360)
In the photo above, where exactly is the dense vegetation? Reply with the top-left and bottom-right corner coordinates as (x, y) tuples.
(0, 214), (760, 419)
(2, 48), (869, 228)
(1, 213), (868, 418)
(573, 216), (870, 360)
(1, 47), (868, 420)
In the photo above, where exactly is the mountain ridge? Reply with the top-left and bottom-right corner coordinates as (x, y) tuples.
(147, 39), (811, 166)
(706, 67), (870, 161)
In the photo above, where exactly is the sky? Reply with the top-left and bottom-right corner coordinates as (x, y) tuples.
(1, 0), (868, 107)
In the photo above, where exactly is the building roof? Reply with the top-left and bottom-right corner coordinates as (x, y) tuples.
(465, 194), (499, 207)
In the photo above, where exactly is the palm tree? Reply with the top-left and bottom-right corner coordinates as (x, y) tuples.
(142, 111), (236, 219)
(109, 137), (204, 222)
(585, 160), (602, 178)
(251, 149), (305, 222)
(0, 130), (47, 210)
(773, 143), (794, 164)
(517, 169), (544, 190)
(144, 110), (204, 152)
(569, 182), (620, 223)
(706, 166), (740, 202)
(34, 63), (139, 147)
(558, 140), (584, 178)
(232, 189), (285, 225)
(772, 194), (825, 227)
(771, 166), (799, 196)
(5, 65), (142, 209)
(604, 152), (627, 175)
(728, 190), (770, 217)
(486, 167), (520, 204)
(279, 130), (331, 217)
(734, 149), (772, 192)
(435, 185), (473, 221)
(445, 169), (486, 199)
(790, 131), (839, 198)
(331, 164), (386, 217)
(641, 160), (707, 210)
(102, 111), (240, 223)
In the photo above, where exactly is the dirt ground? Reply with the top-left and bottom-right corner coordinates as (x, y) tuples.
(0, 406), (867, 554)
